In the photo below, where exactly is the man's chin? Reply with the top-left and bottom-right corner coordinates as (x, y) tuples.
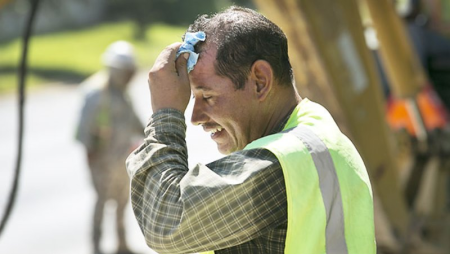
(217, 146), (230, 155)
(216, 143), (237, 155)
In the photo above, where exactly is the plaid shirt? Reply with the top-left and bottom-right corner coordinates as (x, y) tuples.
(127, 109), (290, 254)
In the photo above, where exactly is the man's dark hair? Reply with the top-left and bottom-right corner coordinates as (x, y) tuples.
(186, 6), (293, 90)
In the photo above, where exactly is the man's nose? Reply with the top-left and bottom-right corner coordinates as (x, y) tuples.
(191, 99), (207, 126)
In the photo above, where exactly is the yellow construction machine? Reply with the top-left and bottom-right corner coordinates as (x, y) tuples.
(253, 0), (450, 253)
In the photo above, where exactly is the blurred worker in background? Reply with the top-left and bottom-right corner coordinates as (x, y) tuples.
(76, 41), (143, 254)
(126, 6), (375, 253)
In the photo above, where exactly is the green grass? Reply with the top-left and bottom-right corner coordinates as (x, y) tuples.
(0, 21), (186, 93)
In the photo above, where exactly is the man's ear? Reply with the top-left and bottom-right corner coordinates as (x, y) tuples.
(250, 60), (273, 101)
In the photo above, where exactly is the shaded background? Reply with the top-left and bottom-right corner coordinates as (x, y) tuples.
(2, 0), (450, 253)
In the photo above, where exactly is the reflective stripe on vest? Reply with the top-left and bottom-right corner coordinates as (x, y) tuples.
(285, 126), (347, 253)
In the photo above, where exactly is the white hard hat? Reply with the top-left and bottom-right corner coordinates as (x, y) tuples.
(102, 41), (136, 70)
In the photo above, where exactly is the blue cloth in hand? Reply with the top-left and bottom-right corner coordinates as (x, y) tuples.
(176, 31), (206, 73)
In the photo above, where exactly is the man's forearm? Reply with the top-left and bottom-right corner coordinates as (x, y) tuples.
(127, 109), (214, 253)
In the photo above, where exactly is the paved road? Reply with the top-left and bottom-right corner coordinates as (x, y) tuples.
(0, 70), (223, 254)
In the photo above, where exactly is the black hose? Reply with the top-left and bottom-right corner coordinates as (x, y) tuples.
(0, 0), (41, 238)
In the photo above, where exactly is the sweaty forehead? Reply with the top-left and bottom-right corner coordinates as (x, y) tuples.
(189, 44), (220, 91)
(194, 43), (217, 73)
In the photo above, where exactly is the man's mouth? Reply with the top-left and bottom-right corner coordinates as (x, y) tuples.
(206, 126), (224, 138)
(210, 127), (223, 136)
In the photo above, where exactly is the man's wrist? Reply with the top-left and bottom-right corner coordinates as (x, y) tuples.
(151, 108), (185, 118)
(145, 108), (187, 136)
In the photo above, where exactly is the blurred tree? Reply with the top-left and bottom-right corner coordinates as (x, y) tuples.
(0, 0), (105, 42)
(104, 0), (254, 39)
(0, 0), (254, 42)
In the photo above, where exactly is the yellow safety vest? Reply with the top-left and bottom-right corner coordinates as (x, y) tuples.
(201, 99), (376, 253)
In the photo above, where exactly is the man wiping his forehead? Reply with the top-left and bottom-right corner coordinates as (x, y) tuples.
(176, 31), (206, 73)
(127, 6), (375, 254)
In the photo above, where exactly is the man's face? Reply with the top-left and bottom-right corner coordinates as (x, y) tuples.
(189, 45), (258, 154)
(109, 67), (135, 89)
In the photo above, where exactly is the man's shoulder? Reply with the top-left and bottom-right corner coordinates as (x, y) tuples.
(232, 146), (280, 165)
(78, 71), (108, 98)
(83, 88), (103, 104)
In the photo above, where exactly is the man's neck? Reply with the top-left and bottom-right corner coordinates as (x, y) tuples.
(261, 88), (301, 137)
